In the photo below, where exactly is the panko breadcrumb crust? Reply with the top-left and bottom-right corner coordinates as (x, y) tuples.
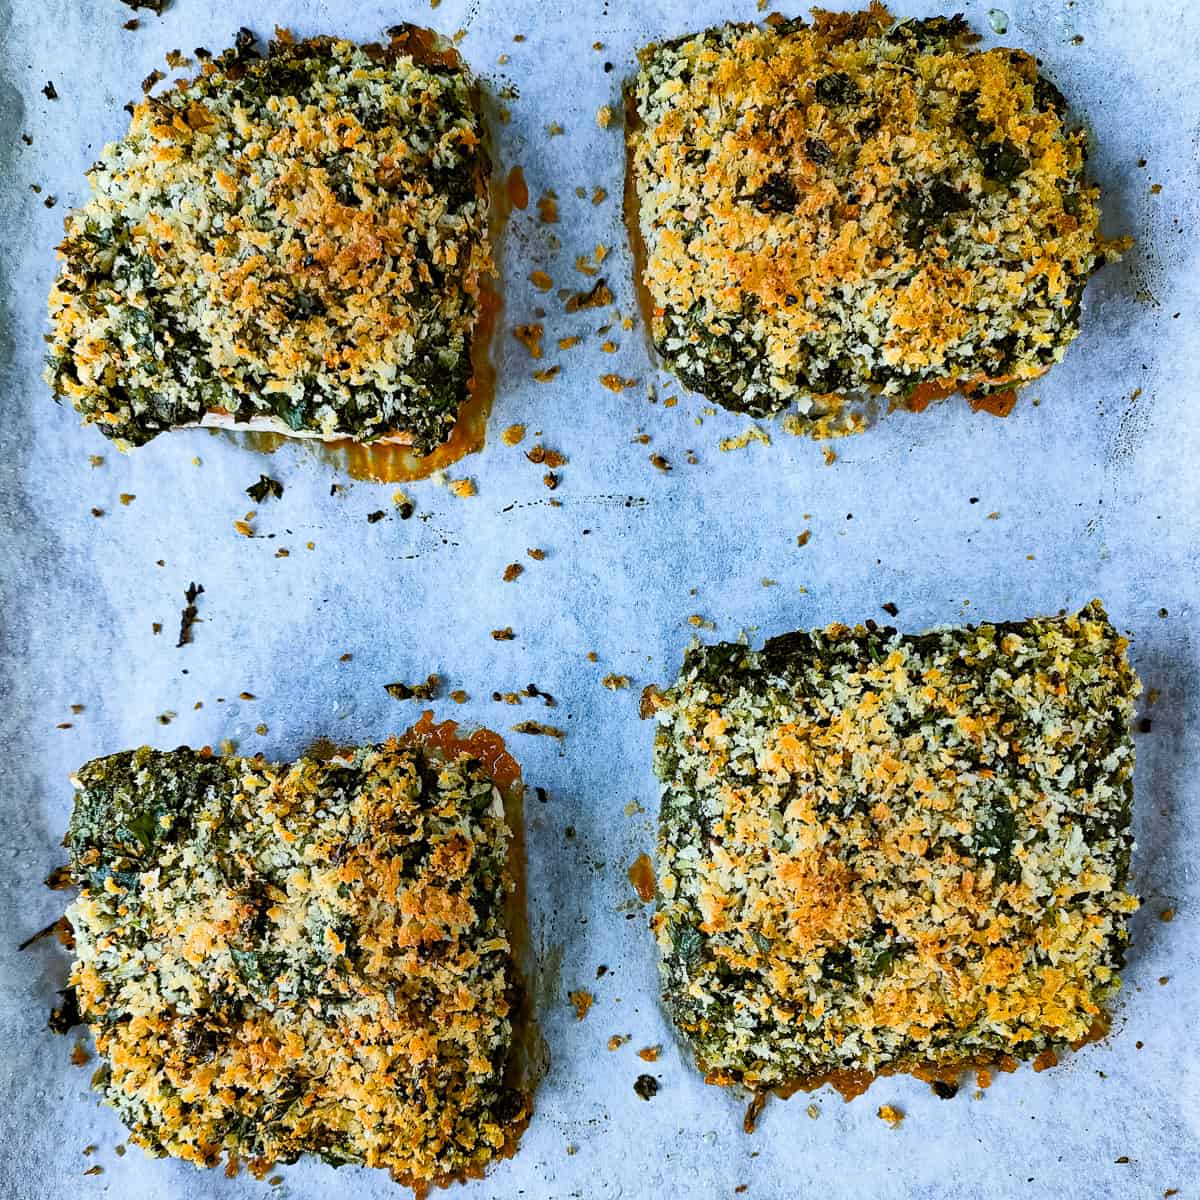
(46, 27), (491, 453)
(628, 6), (1124, 431)
(64, 739), (529, 1191)
(653, 602), (1139, 1094)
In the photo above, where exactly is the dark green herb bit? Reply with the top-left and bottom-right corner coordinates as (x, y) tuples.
(245, 474), (283, 503)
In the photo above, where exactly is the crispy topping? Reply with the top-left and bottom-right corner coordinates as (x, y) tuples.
(63, 740), (528, 1186)
(629, 8), (1119, 428)
(654, 601), (1139, 1091)
(46, 30), (491, 453)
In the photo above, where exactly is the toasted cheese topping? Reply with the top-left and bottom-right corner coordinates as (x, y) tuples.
(64, 739), (527, 1188)
(46, 29), (491, 452)
(653, 602), (1139, 1091)
(629, 7), (1120, 429)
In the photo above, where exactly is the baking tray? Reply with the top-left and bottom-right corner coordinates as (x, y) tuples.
(1, 1), (1197, 1198)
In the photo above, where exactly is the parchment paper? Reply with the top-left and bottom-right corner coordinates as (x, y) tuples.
(1, 2), (1197, 1198)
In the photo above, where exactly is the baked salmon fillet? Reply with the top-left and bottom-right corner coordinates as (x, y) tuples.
(60, 730), (529, 1190)
(45, 27), (491, 453)
(652, 602), (1139, 1101)
(627, 7), (1125, 432)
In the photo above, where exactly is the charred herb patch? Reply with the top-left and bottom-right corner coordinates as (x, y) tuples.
(245, 474), (283, 503)
(176, 582), (204, 648)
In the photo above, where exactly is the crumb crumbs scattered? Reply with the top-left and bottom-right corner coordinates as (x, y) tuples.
(448, 478), (476, 499)
(592, 186), (608, 205)
(718, 425), (770, 452)
(450, 689), (469, 704)
(526, 547), (545, 561)
(513, 323), (544, 358)
(536, 191), (558, 222)
(501, 423), (525, 446)
(686, 614), (715, 631)
(503, 563), (523, 582)
(637, 1045), (661, 1062)
(823, 446), (838, 465)
(511, 720), (565, 739)
(877, 1105), (904, 1128)
(600, 374), (636, 393)
(384, 674), (440, 702)
(806, 1103), (820, 1119)
(491, 627), (516, 641)
(608, 1034), (630, 1051)
(530, 270), (553, 291)
(546, 121), (564, 136)
(596, 104), (613, 128)
(649, 453), (671, 473)
(602, 674), (630, 690)
(797, 530), (811, 547)
(532, 366), (560, 383)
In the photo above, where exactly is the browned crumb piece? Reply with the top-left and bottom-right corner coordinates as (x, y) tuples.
(566, 280), (612, 312)
(142, 69), (165, 94)
(558, 336), (581, 350)
(239, 692), (256, 701)
(649, 453), (671, 473)
(532, 366), (560, 383)
(877, 1105), (904, 1128)
(448, 478), (476, 498)
(1159, 908), (1175, 922)
(71, 704), (85, 714)
(543, 472), (559, 490)
(255, 724), (268, 736)
(166, 50), (191, 69)
(637, 1045), (661, 1063)
(491, 628), (516, 641)
(592, 186), (607, 205)
(526, 445), (567, 467)
(157, 712), (176, 726)
(56, 722), (74, 730)
(526, 548), (545, 561)
(602, 674), (629, 690)
(503, 563), (523, 583)
(83, 1166), (103, 1176)
(823, 447), (838, 465)
(797, 529), (811, 547)
(639, 684), (665, 719)
(450, 689), (469, 704)
(530, 270), (553, 291)
(152, 622), (162, 636)
(596, 105), (613, 128)
(511, 721), (565, 739)
(1031, 1049), (1058, 1073)
(634, 1075), (659, 1100)
(587, 651), (599, 662)
(536, 192), (558, 223)
(569, 990), (594, 1021)
(501, 423), (526, 446)
(600, 374), (635, 393)
(274, 548), (289, 558)
(608, 1034), (630, 1051)
(384, 673), (440, 701)
(513, 323), (544, 358)
(91, 508), (104, 518)
(70, 1042), (90, 1066)
(882, 602), (899, 617)
(234, 519), (254, 537)
(807, 1103), (821, 1119)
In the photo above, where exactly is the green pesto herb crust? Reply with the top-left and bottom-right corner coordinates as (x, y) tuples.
(653, 602), (1139, 1092)
(65, 741), (527, 1189)
(629, 8), (1121, 431)
(46, 29), (491, 452)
